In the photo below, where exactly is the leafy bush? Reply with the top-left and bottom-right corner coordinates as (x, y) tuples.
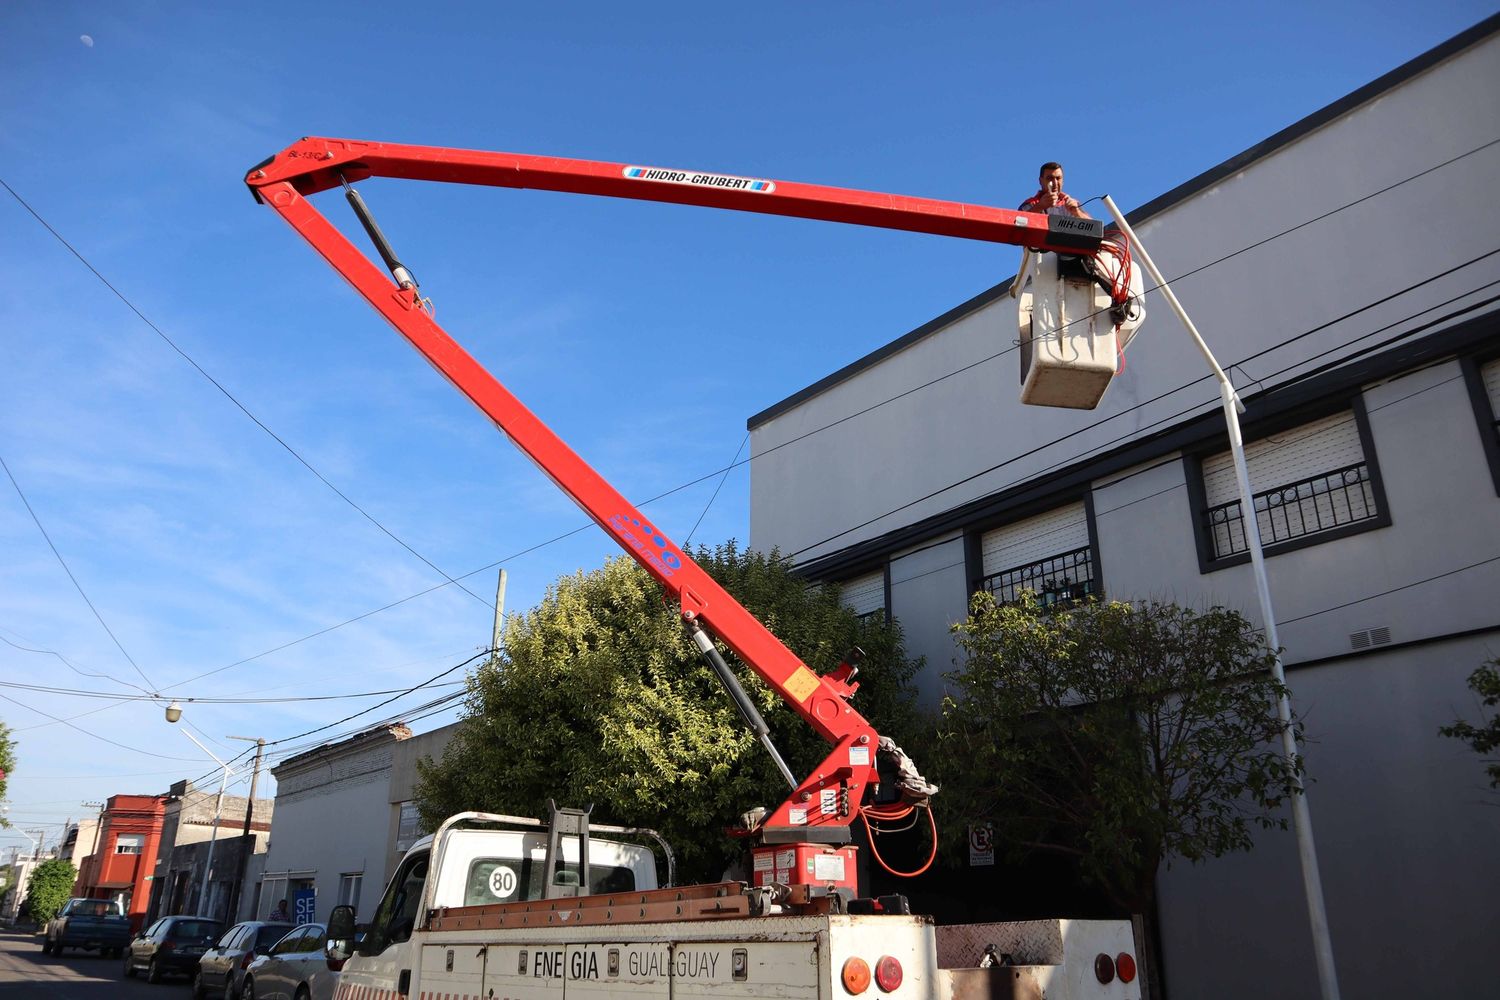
(938, 593), (1302, 912)
(22, 859), (78, 926)
(416, 543), (922, 882)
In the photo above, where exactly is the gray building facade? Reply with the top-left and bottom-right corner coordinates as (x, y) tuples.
(259, 724), (413, 924)
(747, 17), (1500, 1000)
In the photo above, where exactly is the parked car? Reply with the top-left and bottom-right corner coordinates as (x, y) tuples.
(241, 922), (339, 1000)
(122, 914), (225, 984)
(194, 920), (295, 1000)
(43, 896), (132, 958)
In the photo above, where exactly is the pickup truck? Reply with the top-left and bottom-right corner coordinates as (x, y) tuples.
(43, 897), (132, 958)
(323, 812), (1141, 1000)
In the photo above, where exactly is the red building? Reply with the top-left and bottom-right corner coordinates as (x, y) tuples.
(73, 793), (167, 933)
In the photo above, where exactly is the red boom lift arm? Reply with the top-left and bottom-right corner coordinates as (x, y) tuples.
(245, 137), (1103, 852)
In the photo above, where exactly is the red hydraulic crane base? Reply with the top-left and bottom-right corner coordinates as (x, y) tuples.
(246, 137), (1102, 861)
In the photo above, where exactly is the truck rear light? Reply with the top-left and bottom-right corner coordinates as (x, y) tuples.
(1115, 952), (1137, 983)
(874, 955), (903, 992)
(840, 956), (871, 994)
(1094, 953), (1116, 984)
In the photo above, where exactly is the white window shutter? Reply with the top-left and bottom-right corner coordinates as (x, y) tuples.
(1482, 357), (1500, 416)
(981, 501), (1089, 577)
(1201, 411), (1364, 507)
(840, 569), (885, 617)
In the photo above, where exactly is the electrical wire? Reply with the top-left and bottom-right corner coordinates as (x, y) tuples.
(685, 433), (747, 549)
(0, 692), (200, 762)
(5, 140), (1496, 697)
(978, 282), (1500, 530)
(0, 630), (156, 697)
(0, 176), (495, 616)
(0, 453), (159, 695)
(163, 256), (1498, 697)
(896, 369), (1486, 588)
(1277, 554), (1500, 627)
(859, 805), (938, 878)
(784, 269), (1500, 565)
(0, 677), (465, 704)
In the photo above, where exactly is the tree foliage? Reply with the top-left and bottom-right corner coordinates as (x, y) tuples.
(937, 593), (1302, 912)
(0, 720), (14, 827)
(1440, 658), (1500, 788)
(416, 542), (922, 883)
(22, 858), (78, 926)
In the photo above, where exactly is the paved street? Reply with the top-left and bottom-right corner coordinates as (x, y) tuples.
(0, 928), (190, 998)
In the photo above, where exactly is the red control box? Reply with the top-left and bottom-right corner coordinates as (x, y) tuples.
(751, 844), (859, 891)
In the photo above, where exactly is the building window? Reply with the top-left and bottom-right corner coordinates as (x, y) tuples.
(114, 834), (144, 855)
(1462, 354), (1500, 496)
(974, 500), (1097, 607)
(259, 876), (287, 920)
(396, 802), (424, 853)
(1189, 404), (1389, 569)
(338, 873), (362, 910)
(839, 568), (886, 621)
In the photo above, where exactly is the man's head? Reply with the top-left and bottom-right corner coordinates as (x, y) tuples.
(1038, 162), (1064, 195)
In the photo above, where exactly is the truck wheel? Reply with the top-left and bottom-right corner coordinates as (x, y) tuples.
(146, 956), (163, 983)
(295, 985), (311, 1000)
(41, 937), (53, 956)
(123, 952), (137, 978)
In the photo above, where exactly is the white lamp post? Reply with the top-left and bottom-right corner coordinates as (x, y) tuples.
(169, 721), (235, 920)
(1099, 196), (1341, 1000)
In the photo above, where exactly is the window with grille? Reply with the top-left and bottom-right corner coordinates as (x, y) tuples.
(839, 569), (886, 621)
(1197, 408), (1386, 562)
(974, 501), (1097, 606)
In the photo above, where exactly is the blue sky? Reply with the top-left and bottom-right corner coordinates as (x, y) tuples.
(1, 1), (1493, 853)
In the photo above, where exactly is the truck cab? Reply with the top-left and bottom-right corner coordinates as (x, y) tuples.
(330, 810), (667, 995)
(44, 896), (132, 958)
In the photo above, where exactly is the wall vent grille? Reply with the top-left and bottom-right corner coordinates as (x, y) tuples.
(1349, 626), (1392, 650)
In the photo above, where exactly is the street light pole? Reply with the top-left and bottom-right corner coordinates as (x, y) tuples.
(176, 729), (234, 919)
(1100, 196), (1341, 1000)
(226, 735), (266, 922)
(82, 801), (104, 898)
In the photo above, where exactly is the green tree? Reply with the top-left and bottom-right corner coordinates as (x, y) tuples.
(22, 858), (78, 926)
(1440, 658), (1500, 788)
(416, 542), (922, 883)
(937, 593), (1303, 915)
(0, 720), (15, 826)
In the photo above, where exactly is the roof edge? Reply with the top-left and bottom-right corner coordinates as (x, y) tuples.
(747, 12), (1500, 431)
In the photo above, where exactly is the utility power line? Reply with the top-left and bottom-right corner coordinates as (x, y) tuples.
(4, 140), (1494, 698)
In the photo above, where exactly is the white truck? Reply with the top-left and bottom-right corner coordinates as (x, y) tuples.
(323, 810), (1140, 1000)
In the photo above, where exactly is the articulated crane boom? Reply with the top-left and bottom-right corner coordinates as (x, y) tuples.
(246, 137), (1106, 882)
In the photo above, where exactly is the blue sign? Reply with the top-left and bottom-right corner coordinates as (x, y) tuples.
(293, 888), (316, 925)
